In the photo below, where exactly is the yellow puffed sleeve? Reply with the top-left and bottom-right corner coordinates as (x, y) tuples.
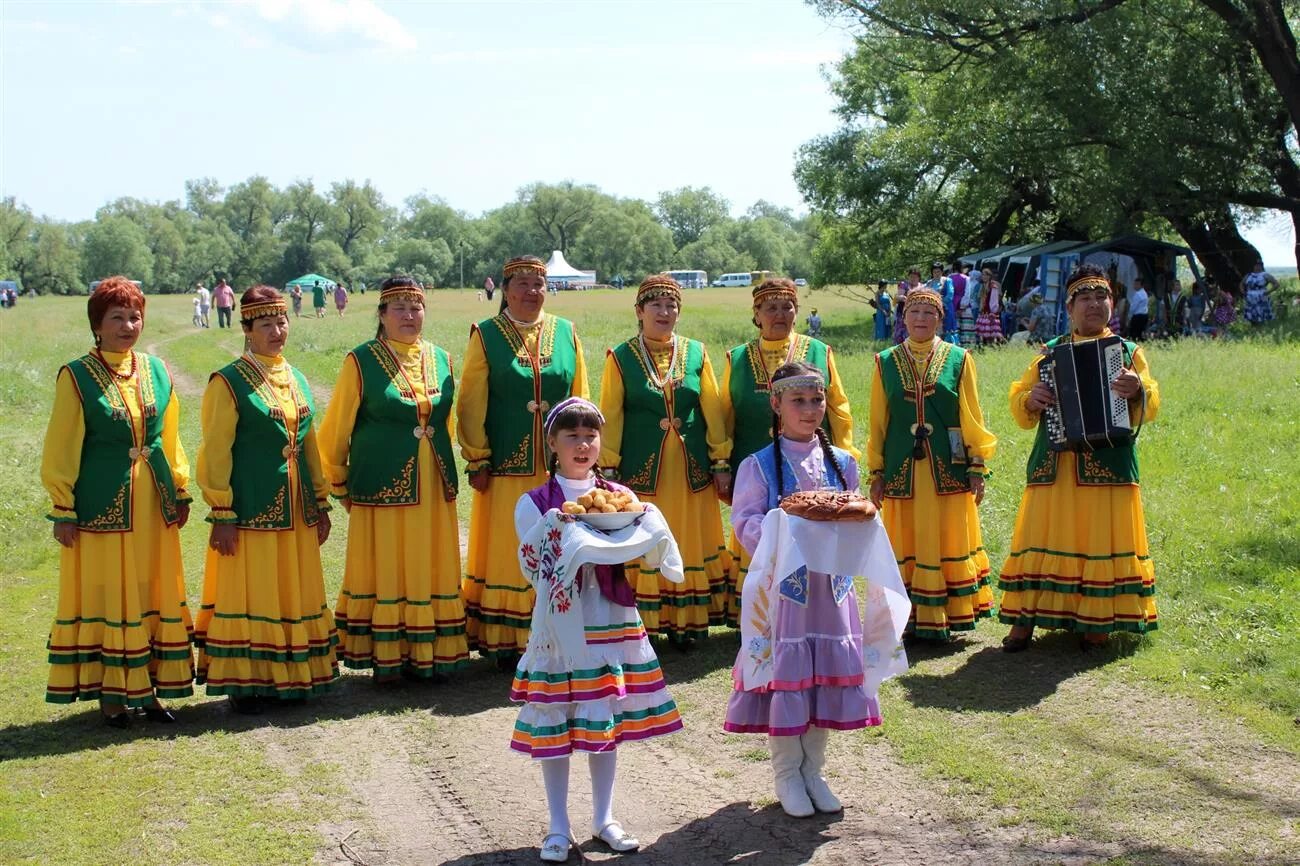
(957, 353), (996, 466)
(720, 350), (736, 443)
(1130, 346), (1160, 425)
(40, 367), (85, 522)
(700, 350), (732, 463)
(571, 331), (591, 400)
(196, 375), (238, 522)
(1008, 354), (1046, 431)
(456, 327), (491, 465)
(597, 351), (626, 469)
(317, 353), (362, 498)
(825, 348), (860, 459)
(160, 382), (192, 500)
(301, 423), (332, 506)
(865, 357), (889, 474)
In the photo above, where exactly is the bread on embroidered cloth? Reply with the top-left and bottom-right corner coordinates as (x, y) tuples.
(778, 490), (877, 522)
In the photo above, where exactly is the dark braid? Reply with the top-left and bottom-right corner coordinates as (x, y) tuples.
(771, 410), (785, 498)
(548, 452), (559, 478)
(814, 426), (849, 490)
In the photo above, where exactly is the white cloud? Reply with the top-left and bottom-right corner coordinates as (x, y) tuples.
(231, 0), (416, 52)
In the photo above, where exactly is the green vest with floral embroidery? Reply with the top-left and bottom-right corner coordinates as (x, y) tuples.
(611, 337), (712, 495)
(66, 352), (181, 532)
(213, 357), (321, 530)
(1024, 335), (1140, 486)
(347, 339), (458, 505)
(727, 334), (831, 475)
(476, 314), (578, 476)
(877, 341), (971, 499)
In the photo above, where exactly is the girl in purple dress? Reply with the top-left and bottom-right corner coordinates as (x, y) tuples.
(724, 362), (880, 818)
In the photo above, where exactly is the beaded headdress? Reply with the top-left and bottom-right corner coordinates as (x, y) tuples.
(770, 372), (825, 395)
(379, 280), (425, 304)
(752, 277), (798, 308)
(503, 255), (547, 279)
(240, 296), (288, 322)
(903, 287), (944, 315)
(636, 274), (682, 306)
(1066, 275), (1112, 300)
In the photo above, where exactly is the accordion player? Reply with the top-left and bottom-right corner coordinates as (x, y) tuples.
(1038, 335), (1144, 451)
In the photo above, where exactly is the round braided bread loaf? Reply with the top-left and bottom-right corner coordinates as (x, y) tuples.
(778, 490), (877, 522)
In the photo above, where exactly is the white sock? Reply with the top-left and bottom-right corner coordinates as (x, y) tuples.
(588, 750), (618, 833)
(540, 756), (572, 838)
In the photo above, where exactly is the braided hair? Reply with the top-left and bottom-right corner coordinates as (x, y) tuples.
(769, 361), (849, 497)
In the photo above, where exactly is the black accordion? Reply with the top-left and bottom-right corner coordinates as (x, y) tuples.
(1038, 336), (1135, 451)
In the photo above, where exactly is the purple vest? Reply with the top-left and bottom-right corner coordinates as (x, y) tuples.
(527, 476), (638, 607)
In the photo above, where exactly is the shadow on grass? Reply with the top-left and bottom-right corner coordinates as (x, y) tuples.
(900, 631), (1139, 713)
(0, 659), (524, 762)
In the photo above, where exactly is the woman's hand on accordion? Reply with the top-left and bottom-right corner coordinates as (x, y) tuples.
(1025, 382), (1055, 413)
(1111, 367), (1143, 400)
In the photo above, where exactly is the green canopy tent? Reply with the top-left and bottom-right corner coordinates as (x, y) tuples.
(285, 273), (338, 290)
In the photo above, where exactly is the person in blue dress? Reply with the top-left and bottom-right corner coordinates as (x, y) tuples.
(872, 280), (893, 341)
(925, 262), (958, 344)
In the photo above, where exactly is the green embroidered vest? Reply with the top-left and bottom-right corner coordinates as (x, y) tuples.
(611, 337), (712, 494)
(727, 334), (831, 475)
(877, 341), (972, 498)
(212, 357), (321, 530)
(475, 314), (578, 476)
(1025, 335), (1141, 486)
(66, 352), (181, 532)
(347, 339), (458, 504)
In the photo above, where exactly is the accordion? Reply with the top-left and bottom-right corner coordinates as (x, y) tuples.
(1038, 336), (1134, 451)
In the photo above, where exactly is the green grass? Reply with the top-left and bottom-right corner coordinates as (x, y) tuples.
(0, 288), (1297, 862)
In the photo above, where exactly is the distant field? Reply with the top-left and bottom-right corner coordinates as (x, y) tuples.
(0, 288), (1296, 865)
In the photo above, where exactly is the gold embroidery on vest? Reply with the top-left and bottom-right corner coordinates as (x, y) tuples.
(245, 486), (287, 529)
(497, 436), (533, 473)
(82, 483), (128, 529)
(372, 455), (417, 503)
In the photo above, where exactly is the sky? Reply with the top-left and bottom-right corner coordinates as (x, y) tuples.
(1, 0), (1295, 267)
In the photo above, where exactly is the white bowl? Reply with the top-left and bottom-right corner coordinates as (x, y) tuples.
(576, 511), (644, 532)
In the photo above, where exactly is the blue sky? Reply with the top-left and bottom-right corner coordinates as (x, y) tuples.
(1, 0), (1294, 266)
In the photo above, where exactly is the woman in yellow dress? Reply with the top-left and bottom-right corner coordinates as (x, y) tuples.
(318, 276), (469, 683)
(720, 278), (857, 625)
(597, 274), (733, 648)
(866, 288), (996, 642)
(458, 255), (589, 669)
(41, 276), (194, 727)
(195, 286), (339, 713)
(999, 264), (1160, 652)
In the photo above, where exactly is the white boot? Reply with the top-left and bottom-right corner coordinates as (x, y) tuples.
(800, 726), (842, 813)
(769, 735), (815, 818)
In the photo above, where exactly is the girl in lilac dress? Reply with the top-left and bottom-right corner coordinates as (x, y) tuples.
(723, 361), (880, 818)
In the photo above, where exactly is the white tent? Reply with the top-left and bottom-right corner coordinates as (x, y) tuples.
(544, 250), (597, 287)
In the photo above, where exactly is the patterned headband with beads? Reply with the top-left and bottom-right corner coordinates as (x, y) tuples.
(903, 287), (944, 315)
(503, 256), (547, 279)
(770, 372), (825, 395)
(240, 297), (288, 322)
(543, 397), (605, 435)
(380, 282), (425, 303)
(636, 274), (682, 306)
(752, 279), (798, 308)
(1067, 275), (1112, 300)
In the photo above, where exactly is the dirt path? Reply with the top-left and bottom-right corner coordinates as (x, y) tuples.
(144, 334), (203, 399)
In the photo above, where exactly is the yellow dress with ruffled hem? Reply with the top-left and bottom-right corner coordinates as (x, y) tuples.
(458, 318), (589, 658)
(598, 335), (734, 639)
(867, 337), (996, 639)
(41, 350), (196, 707)
(194, 353), (340, 699)
(317, 339), (469, 677)
(998, 335), (1160, 634)
(719, 334), (858, 626)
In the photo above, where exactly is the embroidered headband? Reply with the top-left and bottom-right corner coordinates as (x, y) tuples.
(240, 297), (288, 322)
(544, 397), (605, 435)
(636, 274), (682, 306)
(903, 287), (944, 315)
(380, 283), (425, 303)
(503, 255), (547, 279)
(752, 278), (798, 308)
(770, 372), (825, 395)
(1067, 275), (1112, 300)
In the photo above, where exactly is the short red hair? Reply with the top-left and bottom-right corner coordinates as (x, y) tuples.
(88, 276), (146, 331)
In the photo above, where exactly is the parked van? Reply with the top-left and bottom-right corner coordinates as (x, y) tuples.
(713, 272), (753, 288)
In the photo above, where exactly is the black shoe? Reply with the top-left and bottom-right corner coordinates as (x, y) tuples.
(101, 710), (133, 729)
(142, 706), (178, 723)
(1001, 634), (1032, 654)
(495, 652), (521, 673)
(229, 695), (263, 715)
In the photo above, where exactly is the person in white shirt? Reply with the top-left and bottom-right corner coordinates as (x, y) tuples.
(195, 283), (211, 328)
(1127, 277), (1150, 339)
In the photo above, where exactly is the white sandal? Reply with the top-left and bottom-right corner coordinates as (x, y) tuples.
(539, 832), (571, 863)
(593, 821), (640, 852)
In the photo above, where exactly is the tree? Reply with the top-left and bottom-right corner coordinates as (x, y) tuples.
(519, 182), (603, 253)
(572, 199), (675, 282)
(674, 227), (755, 277)
(0, 197), (33, 281)
(82, 216), (153, 286)
(655, 186), (731, 248)
(329, 180), (388, 257)
(389, 237), (454, 286)
(221, 176), (281, 286)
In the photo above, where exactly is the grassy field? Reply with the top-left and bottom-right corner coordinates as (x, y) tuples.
(0, 288), (1296, 865)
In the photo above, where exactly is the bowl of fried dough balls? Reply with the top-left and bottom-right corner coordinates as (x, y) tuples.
(561, 488), (647, 531)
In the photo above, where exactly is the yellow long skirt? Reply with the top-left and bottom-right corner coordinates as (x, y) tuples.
(882, 473), (994, 640)
(335, 447), (469, 677)
(723, 535), (750, 628)
(998, 453), (1157, 634)
(627, 445), (733, 640)
(195, 498), (339, 700)
(45, 476), (195, 707)
(462, 469), (545, 658)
